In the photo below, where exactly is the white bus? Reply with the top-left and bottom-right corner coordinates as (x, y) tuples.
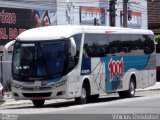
(4, 25), (156, 107)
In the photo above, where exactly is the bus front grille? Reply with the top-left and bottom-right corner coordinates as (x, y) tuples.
(21, 87), (52, 91)
(22, 92), (52, 98)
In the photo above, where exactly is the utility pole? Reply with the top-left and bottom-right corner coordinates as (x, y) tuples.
(94, 18), (99, 25)
(123, 0), (128, 27)
(109, 0), (117, 26)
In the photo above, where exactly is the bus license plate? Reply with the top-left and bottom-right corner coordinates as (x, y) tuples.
(32, 96), (43, 100)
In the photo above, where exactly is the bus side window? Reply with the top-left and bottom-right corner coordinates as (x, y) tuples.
(109, 34), (121, 56)
(110, 47), (117, 54)
(67, 34), (82, 71)
(144, 46), (150, 54)
(83, 49), (89, 58)
(123, 47), (129, 53)
(143, 35), (155, 54)
(101, 47), (106, 56)
(84, 33), (110, 57)
(84, 43), (92, 57)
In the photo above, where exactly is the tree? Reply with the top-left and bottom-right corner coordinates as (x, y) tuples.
(155, 34), (160, 53)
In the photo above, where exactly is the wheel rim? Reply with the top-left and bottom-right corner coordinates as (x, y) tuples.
(130, 81), (135, 95)
(81, 87), (87, 99)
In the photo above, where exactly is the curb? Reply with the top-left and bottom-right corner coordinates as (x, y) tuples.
(1, 98), (72, 108)
(136, 82), (160, 92)
(0, 99), (32, 107)
(136, 88), (160, 92)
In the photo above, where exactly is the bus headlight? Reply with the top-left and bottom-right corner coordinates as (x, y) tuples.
(12, 83), (23, 89)
(50, 79), (67, 89)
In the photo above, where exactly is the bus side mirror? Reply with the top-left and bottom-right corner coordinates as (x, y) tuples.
(69, 37), (76, 57)
(3, 40), (15, 60)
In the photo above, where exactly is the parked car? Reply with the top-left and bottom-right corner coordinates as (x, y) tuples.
(0, 82), (4, 103)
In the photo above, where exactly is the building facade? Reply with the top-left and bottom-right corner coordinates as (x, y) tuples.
(56, 0), (148, 29)
(147, 0), (160, 34)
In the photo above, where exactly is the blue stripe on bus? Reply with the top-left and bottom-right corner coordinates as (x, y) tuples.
(81, 58), (91, 75)
(100, 55), (150, 92)
(80, 55), (150, 92)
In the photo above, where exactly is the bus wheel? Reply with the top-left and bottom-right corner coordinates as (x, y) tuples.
(127, 78), (136, 97)
(88, 94), (99, 102)
(75, 83), (88, 104)
(32, 100), (45, 107)
(119, 78), (136, 98)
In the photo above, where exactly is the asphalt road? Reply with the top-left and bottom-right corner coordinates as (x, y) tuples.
(0, 90), (160, 120)
(52, 93), (160, 114)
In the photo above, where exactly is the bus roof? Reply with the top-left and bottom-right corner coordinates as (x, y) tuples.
(17, 25), (154, 41)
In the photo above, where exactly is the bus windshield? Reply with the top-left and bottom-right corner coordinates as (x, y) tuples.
(12, 40), (68, 78)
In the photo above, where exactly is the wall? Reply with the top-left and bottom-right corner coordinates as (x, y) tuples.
(56, 0), (147, 29)
(0, 0), (56, 9)
(147, 0), (160, 34)
(116, 0), (148, 29)
(56, 0), (108, 25)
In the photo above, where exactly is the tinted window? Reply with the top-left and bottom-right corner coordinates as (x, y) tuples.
(84, 34), (109, 57)
(67, 34), (82, 70)
(109, 34), (121, 55)
(13, 41), (68, 77)
(142, 35), (155, 54)
(156, 43), (160, 53)
(83, 33), (155, 58)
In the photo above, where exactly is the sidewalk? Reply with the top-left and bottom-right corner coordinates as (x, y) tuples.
(136, 82), (160, 91)
(1, 82), (160, 107)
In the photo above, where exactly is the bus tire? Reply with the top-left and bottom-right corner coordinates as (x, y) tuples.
(32, 100), (45, 107)
(119, 78), (136, 98)
(118, 91), (126, 98)
(75, 83), (89, 104)
(127, 78), (136, 97)
(88, 94), (99, 102)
